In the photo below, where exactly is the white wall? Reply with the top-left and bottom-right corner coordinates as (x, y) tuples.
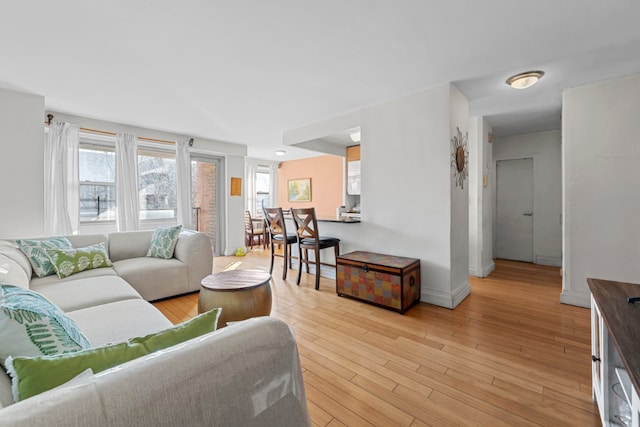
(562, 73), (640, 307)
(51, 112), (246, 157)
(493, 129), (562, 266)
(449, 85), (471, 304)
(283, 83), (470, 308)
(0, 88), (45, 238)
(225, 155), (246, 255)
(468, 117), (495, 277)
(481, 119), (494, 275)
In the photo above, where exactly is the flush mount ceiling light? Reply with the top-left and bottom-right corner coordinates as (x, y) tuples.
(275, 149), (287, 156)
(506, 70), (545, 89)
(350, 131), (361, 142)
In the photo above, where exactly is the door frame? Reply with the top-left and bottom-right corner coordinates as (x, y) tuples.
(492, 155), (537, 261)
(190, 152), (225, 257)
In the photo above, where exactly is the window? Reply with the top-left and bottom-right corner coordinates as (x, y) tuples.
(138, 148), (177, 220)
(79, 145), (116, 222)
(255, 168), (270, 214)
(78, 134), (179, 225)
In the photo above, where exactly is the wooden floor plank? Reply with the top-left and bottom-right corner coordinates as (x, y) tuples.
(153, 252), (601, 426)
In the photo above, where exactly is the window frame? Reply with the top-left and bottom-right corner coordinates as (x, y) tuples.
(255, 167), (271, 215)
(78, 134), (117, 224)
(137, 141), (179, 226)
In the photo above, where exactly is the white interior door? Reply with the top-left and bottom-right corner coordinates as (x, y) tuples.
(495, 158), (533, 262)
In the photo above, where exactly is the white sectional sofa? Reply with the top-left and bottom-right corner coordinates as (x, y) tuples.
(24, 229), (214, 302)
(0, 229), (310, 426)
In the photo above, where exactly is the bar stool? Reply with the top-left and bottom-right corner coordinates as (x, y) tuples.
(290, 207), (340, 290)
(263, 207), (297, 280)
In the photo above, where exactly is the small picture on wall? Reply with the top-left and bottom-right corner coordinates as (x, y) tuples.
(288, 178), (312, 202)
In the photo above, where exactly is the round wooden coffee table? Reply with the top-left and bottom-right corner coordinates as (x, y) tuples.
(198, 269), (272, 328)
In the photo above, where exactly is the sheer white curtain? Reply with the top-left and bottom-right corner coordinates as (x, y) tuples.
(44, 122), (80, 236)
(115, 132), (139, 231)
(244, 160), (258, 215)
(267, 164), (277, 208)
(176, 140), (192, 228)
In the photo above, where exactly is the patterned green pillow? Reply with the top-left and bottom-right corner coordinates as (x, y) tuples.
(6, 307), (221, 401)
(45, 243), (113, 279)
(147, 225), (183, 259)
(15, 237), (73, 278)
(0, 284), (90, 366)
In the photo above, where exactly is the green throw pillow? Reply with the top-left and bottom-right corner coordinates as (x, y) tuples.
(0, 284), (90, 365)
(15, 237), (73, 278)
(6, 307), (221, 401)
(45, 243), (113, 279)
(147, 225), (182, 259)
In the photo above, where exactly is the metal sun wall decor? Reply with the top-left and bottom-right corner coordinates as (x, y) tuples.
(451, 126), (469, 189)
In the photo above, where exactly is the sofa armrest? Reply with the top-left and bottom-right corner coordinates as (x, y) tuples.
(0, 317), (311, 427)
(173, 230), (213, 292)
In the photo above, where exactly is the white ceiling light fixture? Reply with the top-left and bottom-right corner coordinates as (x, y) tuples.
(350, 131), (361, 142)
(275, 149), (287, 156)
(506, 70), (545, 89)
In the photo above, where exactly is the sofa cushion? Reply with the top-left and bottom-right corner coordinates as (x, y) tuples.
(0, 241), (32, 280)
(108, 230), (153, 262)
(0, 369), (12, 409)
(66, 234), (109, 250)
(31, 276), (141, 313)
(147, 225), (182, 259)
(113, 257), (188, 301)
(0, 285), (90, 364)
(0, 253), (30, 290)
(45, 243), (113, 279)
(29, 266), (117, 287)
(14, 237), (72, 278)
(6, 308), (220, 401)
(67, 299), (173, 346)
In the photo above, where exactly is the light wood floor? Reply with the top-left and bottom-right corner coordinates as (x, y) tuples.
(153, 250), (600, 427)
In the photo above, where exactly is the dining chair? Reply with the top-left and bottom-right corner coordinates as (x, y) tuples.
(244, 210), (264, 249)
(263, 207), (297, 279)
(290, 207), (340, 290)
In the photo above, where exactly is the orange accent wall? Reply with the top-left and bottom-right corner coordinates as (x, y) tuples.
(277, 155), (343, 217)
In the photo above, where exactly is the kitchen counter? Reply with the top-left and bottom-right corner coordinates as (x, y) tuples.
(317, 216), (361, 223)
(282, 211), (360, 224)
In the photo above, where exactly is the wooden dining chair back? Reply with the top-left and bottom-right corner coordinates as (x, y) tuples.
(263, 207), (297, 279)
(290, 207), (340, 290)
(244, 210), (264, 249)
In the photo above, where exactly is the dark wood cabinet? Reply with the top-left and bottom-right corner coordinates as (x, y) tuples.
(588, 278), (640, 426)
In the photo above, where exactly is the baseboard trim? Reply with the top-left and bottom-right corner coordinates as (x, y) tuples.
(469, 262), (496, 278)
(535, 256), (562, 267)
(290, 260), (336, 280)
(482, 261), (496, 277)
(469, 264), (481, 278)
(560, 289), (590, 308)
(421, 281), (471, 309)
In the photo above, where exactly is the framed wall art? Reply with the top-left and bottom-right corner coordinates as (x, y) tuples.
(288, 178), (311, 202)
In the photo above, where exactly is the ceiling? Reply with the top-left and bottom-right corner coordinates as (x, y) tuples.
(1, 1), (640, 161)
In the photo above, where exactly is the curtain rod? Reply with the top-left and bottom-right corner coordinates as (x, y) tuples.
(45, 113), (182, 146)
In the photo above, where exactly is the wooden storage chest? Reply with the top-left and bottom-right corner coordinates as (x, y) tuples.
(336, 251), (421, 314)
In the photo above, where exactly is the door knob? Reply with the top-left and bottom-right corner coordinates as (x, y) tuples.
(523, 211), (533, 216)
